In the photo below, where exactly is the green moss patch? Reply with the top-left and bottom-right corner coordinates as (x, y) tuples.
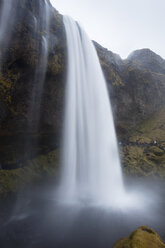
(114, 226), (165, 248)
(122, 108), (165, 177)
(0, 149), (59, 196)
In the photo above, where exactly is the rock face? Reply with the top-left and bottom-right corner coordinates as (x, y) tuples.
(95, 44), (165, 135)
(0, 149), (59, 195)
(95, 43), (165, 177)
(0, 0), (165, 193)
(113, 226), (165, 248)
(0, 0), (66, 194)
(127, 49), (165, 74)
(0, 0), (66, 169)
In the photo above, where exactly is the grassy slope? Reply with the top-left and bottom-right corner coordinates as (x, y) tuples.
(122, 108), (165, 177)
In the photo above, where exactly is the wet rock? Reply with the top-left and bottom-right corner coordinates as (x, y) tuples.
(0, 0), (66, 169)
(0, 0), (165, 182)
(114, 226), (165, 248)
(0, 149), (59, 196)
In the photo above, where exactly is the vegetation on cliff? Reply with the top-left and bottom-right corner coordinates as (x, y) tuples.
(0, 0), (65, 171)
(0, 149), (59, 196)
(95, 43), (165, 177)
(122, 108), (165, 177)
(114, 226), (165, 248)
(0, 0), (165, 195)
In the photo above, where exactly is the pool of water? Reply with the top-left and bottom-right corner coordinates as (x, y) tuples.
(0, 178), (165, 248)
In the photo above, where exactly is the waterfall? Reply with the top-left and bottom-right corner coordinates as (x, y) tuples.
(0, 0), (12, 41)
(0, 0), (15, 68)
(29, 0), (50, 131)
(58, 16), (125, 206)
(25, 0), (51, 160)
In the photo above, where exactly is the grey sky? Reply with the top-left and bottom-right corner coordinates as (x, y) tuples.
(50, 0), (165, 59)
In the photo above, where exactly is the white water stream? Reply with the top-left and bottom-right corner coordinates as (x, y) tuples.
(30, 0), (50, 129)
(58, 16), (127, 206)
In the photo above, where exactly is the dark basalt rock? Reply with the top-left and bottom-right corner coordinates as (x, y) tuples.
(0, 0), (66, 171)
(95, 43), (165, 177)
(94, 43), (165, 135)
(0, 0), (165, 194)
(127, 48), (165, 74)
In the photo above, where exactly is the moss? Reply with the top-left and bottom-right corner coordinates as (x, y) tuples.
(122, 145), (163, 177)
(0, 70), (20, 107)
(0, 73), (13, 105)
(113, 226), (165, 248)
(0, 149), (59, 196)
(100, 60), (124, 86)
(130, 108), (165, 142)
(149, 146), (164, 156)
(122, 108), (165, 177)
(48, 53), (64, 75)
(129, 136), (152, 144)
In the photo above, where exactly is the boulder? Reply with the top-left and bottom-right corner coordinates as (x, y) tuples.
(114, 226), (165, 248)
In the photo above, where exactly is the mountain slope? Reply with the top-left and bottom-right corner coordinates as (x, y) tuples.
(0, 0), (165, 185)
(95, 43), (165, 135)
(95, 44), (165, 177)
(127, 48), (165, 74)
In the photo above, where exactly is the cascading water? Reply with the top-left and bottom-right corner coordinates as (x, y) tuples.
(58, 16), (126, 206)
(30, 0), (50, 129)
(0, 0), (16, 68)
(0, 0), (12, 42)
(23, 0), (51, 161)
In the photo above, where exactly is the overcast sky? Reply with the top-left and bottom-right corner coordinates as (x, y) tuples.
(50, 0), (165, 59)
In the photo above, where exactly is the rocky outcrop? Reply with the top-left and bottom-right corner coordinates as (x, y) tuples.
(0, 0), (165, 186)
(121, 107), (165, 177)
(113, 226), (165, 248)
(95, 43), (165, 177)
(0, 0), (66, 169)
(127, 48), (165, 74)
(95, 44), (165, 136)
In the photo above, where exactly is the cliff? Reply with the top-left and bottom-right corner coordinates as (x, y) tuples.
(95, 43), (165, 177)
(0, 0), (165, 195)
(0, 0), (65, 168)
